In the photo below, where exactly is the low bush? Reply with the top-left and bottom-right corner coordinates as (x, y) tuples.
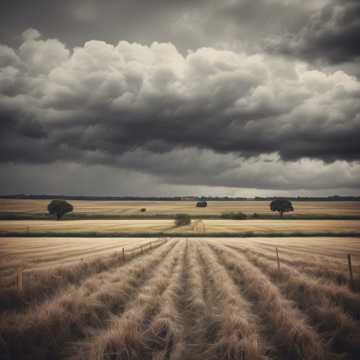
(174, 213), (191, 226)
(221, 211), (247, 220)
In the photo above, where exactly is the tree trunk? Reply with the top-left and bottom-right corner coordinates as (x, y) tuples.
(280, 210), (284, 217)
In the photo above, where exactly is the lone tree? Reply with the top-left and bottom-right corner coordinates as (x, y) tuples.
(48, 199), (73, 220)
(270, 198), (294, 217)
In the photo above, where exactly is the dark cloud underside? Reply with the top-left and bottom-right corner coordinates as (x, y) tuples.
(268, 0), (360, 64)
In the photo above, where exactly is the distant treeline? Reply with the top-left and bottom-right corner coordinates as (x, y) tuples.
(0, 194), (360, 201)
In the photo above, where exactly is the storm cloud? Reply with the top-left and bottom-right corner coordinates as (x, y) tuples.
(268, 0), (360, 64)
(1, 0), (360, 196)
(1, 30), (360, 167)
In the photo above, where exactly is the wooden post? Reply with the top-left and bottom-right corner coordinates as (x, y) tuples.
(17, 268), (23, 291)
(122, 248), (125, 262)
(276, 247), (280, 272)
(348, 254), (354, 288)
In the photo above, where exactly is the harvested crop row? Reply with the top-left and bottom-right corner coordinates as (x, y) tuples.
(235, 245), (360, 318)
(226, 243), (352, 287)
(197, 242), (271, 360)
(72, 241), (187, 360)
(234, 246), (360, 358)
(0, 241), (178, 360)
(209, 243), (333, 360)
(0, 239), (166, 314)
(176, 240), (209, 359)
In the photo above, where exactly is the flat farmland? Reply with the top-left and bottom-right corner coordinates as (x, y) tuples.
(1, 237), (360, 360)
(0, 237), (152, 274)
(220, 236), (360, 260)
(1, 198), (360, 216)
(1, 218), (360, 234)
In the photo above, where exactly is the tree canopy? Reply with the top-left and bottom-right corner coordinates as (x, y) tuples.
(48, 199), (73, 220)
(270, 199), (294, 217)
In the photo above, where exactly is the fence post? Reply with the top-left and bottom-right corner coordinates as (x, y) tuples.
(348, 254), (354, 289)
(276, 247), (280, 272)
(122, 248), (125, 262)
(240, 350), (245, 360)
(17, 268), (23, 291)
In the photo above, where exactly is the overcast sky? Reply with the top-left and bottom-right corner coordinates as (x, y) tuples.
(0, 0), (359, 196)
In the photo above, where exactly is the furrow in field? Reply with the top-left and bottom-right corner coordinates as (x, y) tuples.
(197, 242), (272, 360)
(209, 243), (334, 360)
(72, 240), (187, 360)
(233, 244), (360, 318)
(0, 241), (178, 360)
(174, 240), (210, 360)
(231, 245), (360, 358)
(0, 239), (166, 314)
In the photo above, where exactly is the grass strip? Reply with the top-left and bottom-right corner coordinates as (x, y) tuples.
(1, 212), (360, 221)
(1, 231), (360, 238)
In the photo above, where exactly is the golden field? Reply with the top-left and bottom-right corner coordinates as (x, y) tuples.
(1, 200), (360, 359)
(1, 218), (360, 234)
(0, 237), (152, 274)
(0, 237), (360, 359)
(1, 198), (360, 216)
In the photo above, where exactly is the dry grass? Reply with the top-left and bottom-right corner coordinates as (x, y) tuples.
(208, 243), (331, 360)
(248, 236), (360, 259)
(1, 218), (360, 235)
(0, 219), (171, 234)
(1, 237), (360, 359)
(73, 241), (186, 360)
(233, 246), (360, 355)
(0, 239), (166, 313)
(0, 241), (177, 360)
(197, 243), (270, 360)
(1, 198), (360, 216)
(0, 237), (153, 274)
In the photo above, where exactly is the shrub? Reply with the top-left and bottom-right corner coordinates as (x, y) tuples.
(174, 214), (191, 227)
(140, 208), (146, 212)
(221, 212), (247, 220)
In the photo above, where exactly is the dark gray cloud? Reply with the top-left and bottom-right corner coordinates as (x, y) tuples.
(0, 0), (325, 53)
(267, 0), (360, 64)
(1, 152), (360, 196)
(0, 0), (207, 51)
(2, 0), (356, 67)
